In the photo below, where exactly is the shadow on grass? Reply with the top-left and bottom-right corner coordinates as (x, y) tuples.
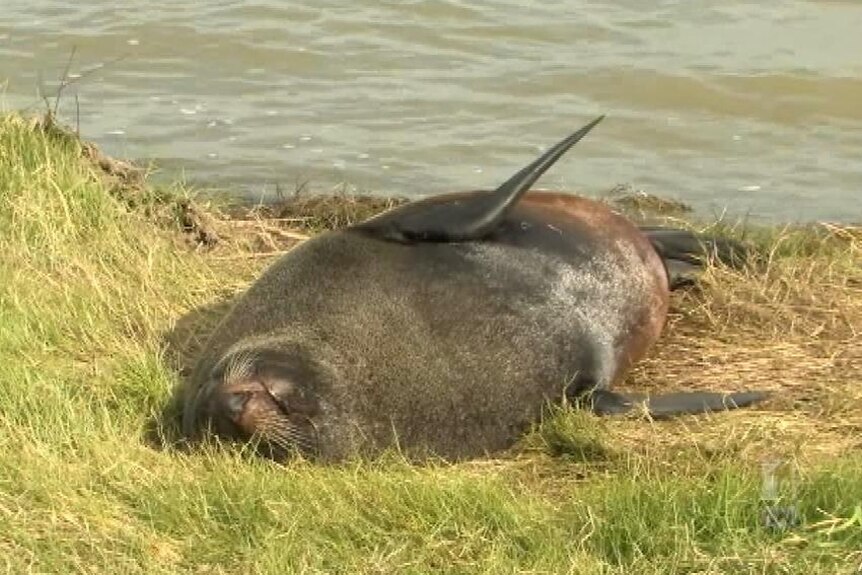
(145, 295), (239, 451)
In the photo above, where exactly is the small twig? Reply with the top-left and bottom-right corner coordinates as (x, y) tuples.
(256, 226), (311, 242)
(221, 220), (311, 242)
(226, 217), (315, 226)
(75, 93), (80, 137)
(54, 45), (77, 115)
(23, 50), (132, 115)
(265, 216), (316, 223)
(212, 251), (290, 261)
(821, 222), (862, 241)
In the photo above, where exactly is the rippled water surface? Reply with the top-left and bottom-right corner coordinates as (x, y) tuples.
(2, 1), (861, 221)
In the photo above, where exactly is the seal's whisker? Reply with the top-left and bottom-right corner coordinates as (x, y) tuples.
(264, 429), (309, 456)
(265, 423), (315, 452)
(257, 413), (290, 429)
(261, 429), (292, 452)
(223, 350), (257, 387)
(282, 427), (315, 451)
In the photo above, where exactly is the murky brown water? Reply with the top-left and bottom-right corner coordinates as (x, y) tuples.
(2, 1), (860, 222)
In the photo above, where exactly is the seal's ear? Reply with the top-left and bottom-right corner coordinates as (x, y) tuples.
(354, 115), (605, 243)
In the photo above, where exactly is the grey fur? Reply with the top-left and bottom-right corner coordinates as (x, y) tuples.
(180, 118), (768, 462)
(182, 225), (662, 461)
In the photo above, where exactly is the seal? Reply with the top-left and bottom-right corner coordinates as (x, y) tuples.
(180, 115), (768, 462)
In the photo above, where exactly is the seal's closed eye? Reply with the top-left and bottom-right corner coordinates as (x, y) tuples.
(222, 391), (250, 421)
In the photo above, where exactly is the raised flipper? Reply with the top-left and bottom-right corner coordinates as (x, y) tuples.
(639, 227), (750, 289)
(354, 115), (605, 243)
(586, 388), (770, 419)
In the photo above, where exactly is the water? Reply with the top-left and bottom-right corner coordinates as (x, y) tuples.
(2, 1), (861, 222)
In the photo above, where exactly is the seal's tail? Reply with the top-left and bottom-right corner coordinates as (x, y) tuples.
(588, 389), (770, 419)
(638, 227), (749, 289)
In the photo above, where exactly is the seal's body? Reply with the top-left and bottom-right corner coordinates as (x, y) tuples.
(181, 117), (766, 462)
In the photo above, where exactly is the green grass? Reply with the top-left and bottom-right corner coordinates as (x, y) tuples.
(1, 112), (861, 574)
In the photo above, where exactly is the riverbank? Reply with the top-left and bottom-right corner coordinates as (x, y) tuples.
(1, 112), (860, 574)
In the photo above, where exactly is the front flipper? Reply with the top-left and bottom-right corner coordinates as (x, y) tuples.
(587, 389), (769, 419)
(354, 115), (605, 243)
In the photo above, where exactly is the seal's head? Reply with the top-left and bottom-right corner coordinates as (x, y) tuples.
(183, 347), (322, 460)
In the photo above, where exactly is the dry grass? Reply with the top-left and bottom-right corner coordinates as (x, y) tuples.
(173, 147), (862, 499)
(2, 111), (861, 573)
(614, 222), (862, 463)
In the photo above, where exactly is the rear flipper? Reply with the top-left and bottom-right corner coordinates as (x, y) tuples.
(638, 227), (750, 290)
(586, 388), (770, 419)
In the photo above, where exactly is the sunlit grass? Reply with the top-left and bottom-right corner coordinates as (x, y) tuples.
(1, 112), (860, 574)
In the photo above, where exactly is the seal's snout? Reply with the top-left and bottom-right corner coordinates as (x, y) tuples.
(212, 379), (280, 438)
(180, 349), (325, 460)
(198, 367), (320, 460)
